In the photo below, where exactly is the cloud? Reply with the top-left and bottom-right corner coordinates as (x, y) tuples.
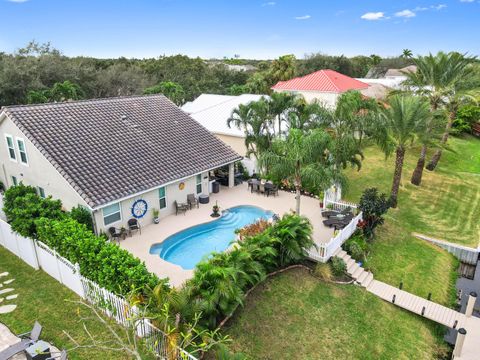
(294, 15), (311, 20)
(395, 9), (416, 18)
(431, 4), (447, 10)
(360, 12), (385, 20)
(262, 1), (276, 6)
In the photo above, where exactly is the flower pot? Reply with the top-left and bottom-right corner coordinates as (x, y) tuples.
(153, 217), (160, 224)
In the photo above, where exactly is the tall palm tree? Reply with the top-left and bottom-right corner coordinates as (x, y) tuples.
(401, 49), (413, 59)
(267, 91), (298, 136)
(285, 99), (325, 132)
(403, 51), (476, 172)
(375, 95), (431, 207)
(258, 128), (337, 215)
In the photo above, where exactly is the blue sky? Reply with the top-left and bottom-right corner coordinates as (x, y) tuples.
(1, 0), (479, 59)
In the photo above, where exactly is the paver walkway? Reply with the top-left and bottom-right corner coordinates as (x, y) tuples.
(333, 248), (480, 359)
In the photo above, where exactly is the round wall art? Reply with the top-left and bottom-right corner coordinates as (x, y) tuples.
(131, 199), (148, 219)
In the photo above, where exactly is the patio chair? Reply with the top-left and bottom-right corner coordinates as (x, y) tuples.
(174, 201), (189, 216)
(187, 194), (199, 209)
(0, 322), (42, 360)
(108, 227), (122, 243)
(321, 207), (352, 218)
(128, 218), (141, 235)
(266, 184), (279, 197)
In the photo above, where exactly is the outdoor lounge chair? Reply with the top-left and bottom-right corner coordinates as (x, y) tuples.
(0, 322), (42, 360)
(128, 218), (141, 235)
(174, 201), (189, 216)
(321, 207), (352, 218)
(322, 214), (354, 228)
(187, 194), (199, 209)
(108, 227), (122, 243)
(266, 184), (278, 197)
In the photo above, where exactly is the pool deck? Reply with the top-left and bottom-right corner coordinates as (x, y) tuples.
(120, 183), (334, 287)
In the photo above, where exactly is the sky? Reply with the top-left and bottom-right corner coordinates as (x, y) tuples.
(0, 0), (479, 59)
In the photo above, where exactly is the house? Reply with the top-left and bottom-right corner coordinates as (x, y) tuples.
(0, 94), (241, 234)
(271, 69), (369, 108)
(182, 94), (265, 174)
(356, 65), (417, 94)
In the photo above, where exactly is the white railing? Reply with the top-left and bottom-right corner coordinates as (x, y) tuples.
(0, 219), (197, 360)
(323, 196), (358, 211)
(306, 212), (363, 263)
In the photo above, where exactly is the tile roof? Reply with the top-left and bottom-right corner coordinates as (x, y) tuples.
(271, 69), (369, 93)
(1, 95), (241, 208)
(183, 94), (266, 137)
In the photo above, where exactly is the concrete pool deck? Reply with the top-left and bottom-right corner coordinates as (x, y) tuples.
(119, 183), (334, 287)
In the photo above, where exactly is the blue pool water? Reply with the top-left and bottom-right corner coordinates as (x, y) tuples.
(150, 205), (273, 270)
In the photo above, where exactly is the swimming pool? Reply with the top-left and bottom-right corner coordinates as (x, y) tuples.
(150, 205), (273, 270)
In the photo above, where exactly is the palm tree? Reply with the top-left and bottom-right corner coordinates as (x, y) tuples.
(267, 91), (298, 136)
(370, 54), (382, 66)
(375, 95), (431, 207)
(258, 128), (337, 215)
(403, 52), (476, 172)
(401, 49), (413, 59)
(285, 99), (325, 132)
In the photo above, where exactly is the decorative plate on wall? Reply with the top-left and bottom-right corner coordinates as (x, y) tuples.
(131, 199), (148, 219)
(179, 182), (185, 190)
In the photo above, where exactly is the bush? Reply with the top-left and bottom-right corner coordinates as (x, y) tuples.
(69, 205), (94, 232)
(236, 219), (271, 240)
(331, 257), (347, 276)
(35, 217), (164, 295)
(186, 213), (313, 328)
(314, 263), (332, 282)
(3, 184), (64, 238)
(344, 232), (369, 261)
(358, 188), (390, 239)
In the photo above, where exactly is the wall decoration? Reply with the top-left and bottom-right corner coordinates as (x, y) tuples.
(179, 182), (185, 190)
(131, 199), (148, 219)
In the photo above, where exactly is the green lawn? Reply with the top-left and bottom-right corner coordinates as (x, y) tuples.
(0, 246), (145, 360)
(342, 135), (480, 305)
(225, 268), (450, 360)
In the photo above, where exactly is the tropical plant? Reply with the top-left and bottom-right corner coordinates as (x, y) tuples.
(401, 49), (413, 59)
(358, 188), (390, 239)
(402, 51), (477, 172)
(259, 128), (337, 214)
(331, 257), (347, 276)
(27, 80), (84, 104)
(374, 95), (431, 207)
(69, 205), (94, 232)
(285, 99), (325, 132)
(267, 91), (298, 136)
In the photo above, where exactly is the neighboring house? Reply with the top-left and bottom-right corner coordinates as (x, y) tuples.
(0, 94), (241, 234)
(182, 94), (266, 174)
(271, 69), (369, 108)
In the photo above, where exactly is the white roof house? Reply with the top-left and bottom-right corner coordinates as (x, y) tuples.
(183, 94), (266, 174)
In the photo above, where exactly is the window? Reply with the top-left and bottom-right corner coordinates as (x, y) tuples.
(5, 135), (16, 161)
(103, 203), (121, 226)
(196, 174), (202, 194)
(37, 187), (46, 198)
(159, 187), (166, 209)
(11, 176), (17, 186)
(16, 138), (28, 165)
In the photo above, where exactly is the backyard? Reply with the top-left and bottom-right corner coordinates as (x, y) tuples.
(0, 246), (152, 360)
(225, 268), (450, 360)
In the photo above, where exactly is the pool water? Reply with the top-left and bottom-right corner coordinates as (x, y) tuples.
(150, 205), (273, 270)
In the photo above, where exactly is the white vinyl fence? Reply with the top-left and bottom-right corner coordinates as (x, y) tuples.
(0, 218), (197, 360)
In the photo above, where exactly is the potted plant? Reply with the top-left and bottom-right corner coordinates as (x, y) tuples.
(152, 208), (160, 224)
(211, 201), (220, 217)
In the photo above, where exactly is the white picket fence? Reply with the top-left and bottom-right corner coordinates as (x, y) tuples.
(307, 203), (363, 263)
(0, 218), (197, 360)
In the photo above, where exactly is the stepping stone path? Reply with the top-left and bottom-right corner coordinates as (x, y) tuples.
(0, 272), (17, 314)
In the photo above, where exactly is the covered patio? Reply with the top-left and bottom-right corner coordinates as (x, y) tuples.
(119, 183), (335, 287)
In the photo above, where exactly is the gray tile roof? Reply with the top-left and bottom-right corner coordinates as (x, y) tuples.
(2, 95), (241, 208)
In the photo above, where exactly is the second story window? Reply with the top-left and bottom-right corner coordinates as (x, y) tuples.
(5, 135), (16, 161)
(16, 138), (28, 165)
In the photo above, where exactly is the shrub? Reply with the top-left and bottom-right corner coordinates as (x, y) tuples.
(358, 188), (390, 239)
(69, 205), (94, 232)
(3, 183), (64, 238)
(314, 263), (332, 282)
(236, 219), (271, 240)
(331, 257), (347, 276)
(349, 243), (364, 261)
(35, 217), (164, 295)
(344, 233), (369, 261)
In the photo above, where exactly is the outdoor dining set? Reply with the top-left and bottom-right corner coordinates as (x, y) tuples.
(321, 207), (354, 230)
(247, 178), (279, 197)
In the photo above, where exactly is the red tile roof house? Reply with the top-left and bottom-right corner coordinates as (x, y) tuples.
(271, 69), (370, 108)
(0, 95), (241, 234)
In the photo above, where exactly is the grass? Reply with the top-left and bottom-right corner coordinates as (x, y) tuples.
(225, 268), (450, 360)
(342, 135), (480, 305)
(0, 246), (145, 360)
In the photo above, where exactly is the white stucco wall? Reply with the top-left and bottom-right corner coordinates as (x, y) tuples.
(215, 133), (256, 174)
(92, 171), (210, 234)
(0, 115), (89, 210)
(273, 89), (339, 108)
